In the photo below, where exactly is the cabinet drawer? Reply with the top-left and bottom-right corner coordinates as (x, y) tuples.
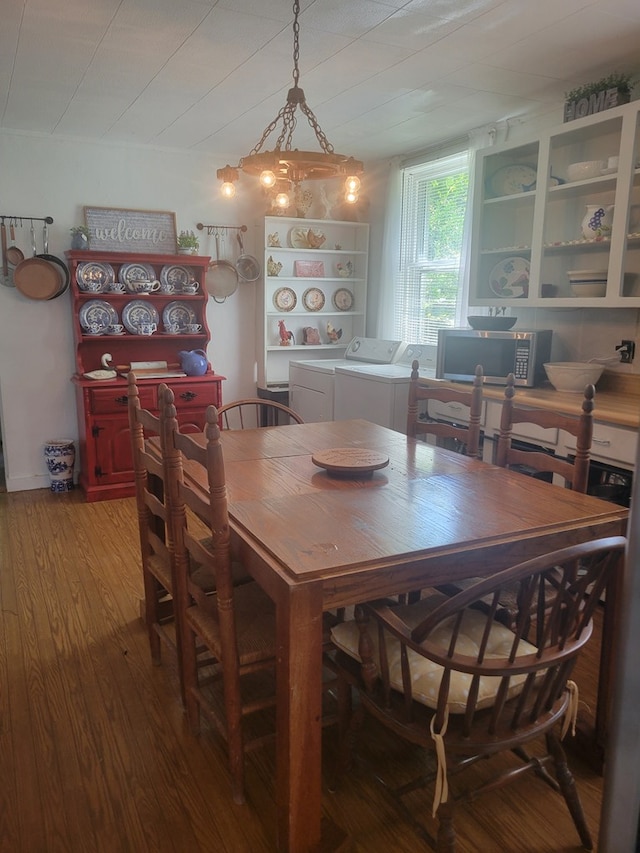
(425, 399), (487, 426)
(563, 422), (637, 469)
(169, 381), (222, 411)
(89, 386), (155, 414)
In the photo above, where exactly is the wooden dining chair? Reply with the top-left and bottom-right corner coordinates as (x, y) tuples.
(159, 385), (280, 804)
(330, 536), (625, 851)
(407, 361), (484, 458)
(495, 372), (595, 492)
(217, 398), (303, 430)
(127, 373), (183, 671)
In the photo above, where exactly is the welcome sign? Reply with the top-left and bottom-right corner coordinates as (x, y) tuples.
(83, 206), (177, 254)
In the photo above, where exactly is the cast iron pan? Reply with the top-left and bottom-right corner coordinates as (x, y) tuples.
(39, 223), (70, 299)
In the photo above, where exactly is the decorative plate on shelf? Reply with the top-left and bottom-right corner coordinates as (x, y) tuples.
(303, 287), (325, 311)
(488, 164), (537, 197)
(160, 264), (194, 290)
(273, 286), (297, 311)
(79, 299), (118, 332)
(332, 288), (354, 311)
(76, 261), (115, 291)
(119, 262), (156, 289)
(162, 300), (196, 331)
(122, 299), (160, 334)
(489, 257), (530, 298)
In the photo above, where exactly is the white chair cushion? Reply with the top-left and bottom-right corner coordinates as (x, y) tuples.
(331, 594), (538, 713)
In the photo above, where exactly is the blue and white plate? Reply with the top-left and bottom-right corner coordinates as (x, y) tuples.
(76, 261), (115, 291)
(122, 299), (160, 334)
(79, 299), (118, 332)
(162, 300), (196, 330)
(489, 257), (530, 298)
(119, 262), (156, 291)
(160, 264), (194, 289)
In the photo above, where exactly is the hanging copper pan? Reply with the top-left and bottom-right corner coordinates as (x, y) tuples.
(14, 221), (62, 300)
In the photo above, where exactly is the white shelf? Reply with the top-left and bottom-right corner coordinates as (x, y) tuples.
(258, 214), (369, 387)
(470, 99), (640, 307)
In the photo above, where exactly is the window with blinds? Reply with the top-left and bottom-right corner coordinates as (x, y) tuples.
(394, 151), (469, 345)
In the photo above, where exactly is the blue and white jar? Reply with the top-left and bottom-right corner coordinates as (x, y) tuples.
(44, 439), (75, 492)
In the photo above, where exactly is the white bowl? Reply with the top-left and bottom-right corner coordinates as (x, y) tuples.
(543, 362), (604, 393)
(570, 282), (607, 297)
(567, 269), (608, 281)
(566, 160), (605, 182)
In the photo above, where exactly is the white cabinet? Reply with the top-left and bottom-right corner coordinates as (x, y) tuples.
(258, 215), (369, 388)
(470, 99), (640, 308)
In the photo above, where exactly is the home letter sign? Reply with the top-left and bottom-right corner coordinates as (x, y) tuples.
(564, 87), (623, 122)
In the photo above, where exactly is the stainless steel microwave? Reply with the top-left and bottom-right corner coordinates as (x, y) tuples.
(436, 329), (553, 386)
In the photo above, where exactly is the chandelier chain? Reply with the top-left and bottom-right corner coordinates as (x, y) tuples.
(217, 0), (363, 194)
(292, 0), (300, 88)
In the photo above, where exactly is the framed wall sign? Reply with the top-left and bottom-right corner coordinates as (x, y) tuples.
(83, 207), (178, 254)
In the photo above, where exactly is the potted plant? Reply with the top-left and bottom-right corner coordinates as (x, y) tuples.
(70, 225), (90, 250)
(564, 71), (635, 122)
(177, 230), (200, 255)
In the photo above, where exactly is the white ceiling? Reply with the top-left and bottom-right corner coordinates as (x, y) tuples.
(1, 0), (639, 165)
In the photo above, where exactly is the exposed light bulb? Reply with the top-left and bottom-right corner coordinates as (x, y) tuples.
(260, 170), (277, 188)
(345, 190), (358, 204)
(275, 191), (290, 208)
(221, 181), (236, 199)
(345, 175), (361, 193)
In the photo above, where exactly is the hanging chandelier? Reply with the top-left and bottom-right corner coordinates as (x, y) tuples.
(216, 0), (363, 210)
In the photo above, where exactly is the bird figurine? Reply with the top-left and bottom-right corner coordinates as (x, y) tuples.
(278, 319), (294, 346)
(326, 322), (342, 344)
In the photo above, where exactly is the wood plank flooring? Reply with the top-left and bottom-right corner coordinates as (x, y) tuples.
(0, 488), (606, 852)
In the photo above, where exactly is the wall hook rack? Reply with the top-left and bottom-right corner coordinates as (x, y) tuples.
(0, 215), (54, 226)
(196, 223), (247, 236)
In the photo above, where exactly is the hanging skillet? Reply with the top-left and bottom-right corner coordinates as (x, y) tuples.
(14, 221), (62, 300)
(235, 231), (260, 282)
(205, 230), (238, 303)
(39, 222), (70, 299)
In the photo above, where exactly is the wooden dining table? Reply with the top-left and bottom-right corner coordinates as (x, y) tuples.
(147, 418), (628, 852)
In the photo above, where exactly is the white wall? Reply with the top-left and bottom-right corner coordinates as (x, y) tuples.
(0, 130), (262, 491)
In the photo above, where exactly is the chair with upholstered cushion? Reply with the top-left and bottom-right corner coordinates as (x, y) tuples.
(407, 361), (483, 458)
(217, 398), (303, 430)
(331, 536), (625, 851)
(495, 372), (595, 492)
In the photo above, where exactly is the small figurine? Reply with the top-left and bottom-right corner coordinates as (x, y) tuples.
(278, 319), (294, 346)
(267, 232), (281, 247)
(267, 255), (283, 277)
(326, 322), (342, 344)
(306, 229), (326, 249)
(336, 261), (353, 278)
(318, 185), (332, 220)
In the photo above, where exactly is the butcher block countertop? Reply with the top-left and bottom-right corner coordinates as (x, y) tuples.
(424, 370), (640, 430)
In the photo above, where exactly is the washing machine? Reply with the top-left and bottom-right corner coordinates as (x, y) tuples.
(288, 337), (406, 423)
(333, 343), (436, 432)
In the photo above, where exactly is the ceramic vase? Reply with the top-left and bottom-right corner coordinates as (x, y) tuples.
(581, 204), (614, 239)
(71, 232), (89, 250)
(44, 439), (75, 492)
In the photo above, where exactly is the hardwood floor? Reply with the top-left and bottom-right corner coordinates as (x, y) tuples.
(0, 488), (606, 852)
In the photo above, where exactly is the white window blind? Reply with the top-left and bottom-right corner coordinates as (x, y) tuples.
(393, 151), (469, 345)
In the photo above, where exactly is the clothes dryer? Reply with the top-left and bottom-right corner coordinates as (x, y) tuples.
(333, 344), (436, 432)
